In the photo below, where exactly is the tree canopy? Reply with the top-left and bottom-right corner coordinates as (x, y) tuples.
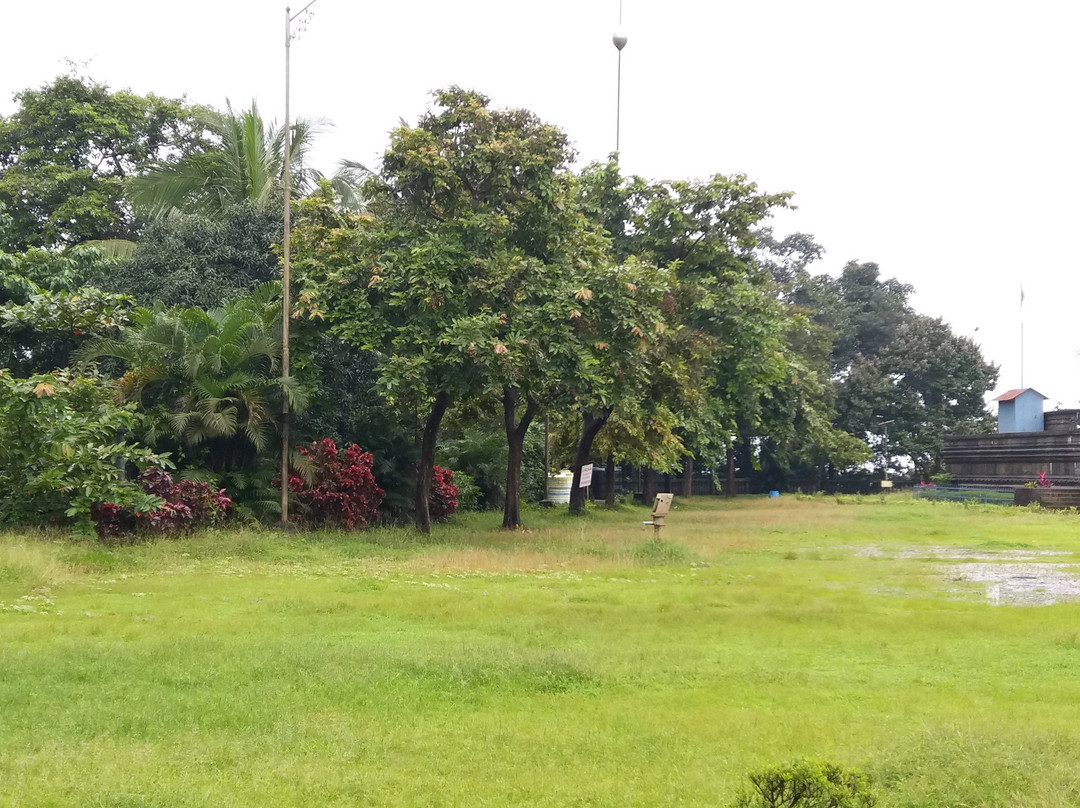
(793, 261), (998, 478)
(0, 74), (204, 250)
(0, 75), (1002, 533)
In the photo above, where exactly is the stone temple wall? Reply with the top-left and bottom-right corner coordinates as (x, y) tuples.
(944, 429), (1080, 485)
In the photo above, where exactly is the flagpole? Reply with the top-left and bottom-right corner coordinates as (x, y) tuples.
(1020, 283), (1025, 388)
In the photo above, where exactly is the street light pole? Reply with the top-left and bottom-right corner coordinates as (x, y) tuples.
(612, 0), (627, 158)
(281, 0), (317, 526)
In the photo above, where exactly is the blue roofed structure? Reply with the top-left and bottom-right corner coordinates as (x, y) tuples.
(993, 388), (1047, 433)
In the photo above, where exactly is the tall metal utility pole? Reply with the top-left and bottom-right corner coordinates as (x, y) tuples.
(612, 0), (627, 157)
(281, 0), (317, 525)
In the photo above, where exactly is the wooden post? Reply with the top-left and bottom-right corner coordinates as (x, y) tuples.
(726, 449), (735, 498)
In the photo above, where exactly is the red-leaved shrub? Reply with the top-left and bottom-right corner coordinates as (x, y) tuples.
(429, 465), (460, 521)
(90, 502), (136, 538)
(288, 439), (385, 529)
(92, 467), (232, 540)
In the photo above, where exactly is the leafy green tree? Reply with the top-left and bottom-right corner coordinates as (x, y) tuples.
(98, 200), (284, 308)
(793, 261), (996, 480)
(578, 162), (796, 501)
(836, 314), (996, 477)
(0, 74), (204, 250)
(754, 227), (825, 287)
(0, 203), (136, 374)
(792, 261), (913, 376)
(0, 369), (164, 532)
(308, 89), (611, 531)
(730, 233), (871, 490)
(0, 224), (122, 306)
(561, 256), (674, 514)
(1, 286), (134, 376)
(734, 311), (871, 491)
(481, 207), (619, 527)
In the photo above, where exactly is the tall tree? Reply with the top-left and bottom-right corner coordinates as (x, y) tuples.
(0, 74), (203, 250)
(792, 261), (913, 375)
(577, 162), (796, 501)
(127, 101), (319, 217)
(307, 89), (601, 531)
(793, 261), (997, 479)
(836, 314), (996, 477)
(560, 255), (672, 515)
(128, 102), (365, 218)
(733, 231), (871, 490)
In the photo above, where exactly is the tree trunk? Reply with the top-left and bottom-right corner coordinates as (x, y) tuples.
(569, 408), (611, 515)
(642, 467), (658, 505)
(415, 391), (450, 534)
(502, 388), (539, 529)
(604, 454), (616, 508)
(726, 448), (735, 498)
(682, 457), (694, 498)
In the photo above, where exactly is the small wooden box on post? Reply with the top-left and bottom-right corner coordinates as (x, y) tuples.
(642, 493), (674, 536)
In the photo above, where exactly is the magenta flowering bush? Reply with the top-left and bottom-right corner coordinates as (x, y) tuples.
(92, 467), (232, 540)
(429, 465), (460, 522)
(286, 438), (385, 529)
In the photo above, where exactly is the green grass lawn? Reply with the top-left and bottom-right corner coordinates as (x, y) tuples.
(4, 495), (1080, 807)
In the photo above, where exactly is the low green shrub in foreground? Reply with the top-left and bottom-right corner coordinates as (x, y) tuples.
(734, 760), (876, 807)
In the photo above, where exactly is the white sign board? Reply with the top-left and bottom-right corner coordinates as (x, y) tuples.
(579, 464), (594, 488)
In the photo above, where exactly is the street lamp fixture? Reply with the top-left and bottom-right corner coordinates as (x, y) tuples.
(613, 0), (627, 157)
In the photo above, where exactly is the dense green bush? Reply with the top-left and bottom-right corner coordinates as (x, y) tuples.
(99, 201), (283, 309)
(452, 471), (482, 512)
(439, 427), (507, 510)
(0, 369), (164, 532)
(732, 759), (876, 808)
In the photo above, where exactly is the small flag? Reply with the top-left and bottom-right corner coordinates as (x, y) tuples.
(1020, 284), (1025, 307)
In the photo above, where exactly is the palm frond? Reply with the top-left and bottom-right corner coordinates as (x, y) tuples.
(77, 239), (138, 259)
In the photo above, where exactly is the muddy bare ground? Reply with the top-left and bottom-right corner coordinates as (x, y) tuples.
(855, 546), (1080, 606)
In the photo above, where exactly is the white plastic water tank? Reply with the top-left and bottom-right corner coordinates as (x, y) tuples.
(547, 470), (574, 504)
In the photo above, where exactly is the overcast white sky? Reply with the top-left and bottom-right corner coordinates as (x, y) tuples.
(4, 1), (1079, 406)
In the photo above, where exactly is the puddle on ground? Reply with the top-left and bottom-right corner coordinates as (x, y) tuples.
(853, 546), (1080, 606)
(948, 563), (1080, 606)
(855, 546), (1071, 561)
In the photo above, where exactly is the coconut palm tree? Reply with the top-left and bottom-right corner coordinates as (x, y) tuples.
(128, 102), (364, 218)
